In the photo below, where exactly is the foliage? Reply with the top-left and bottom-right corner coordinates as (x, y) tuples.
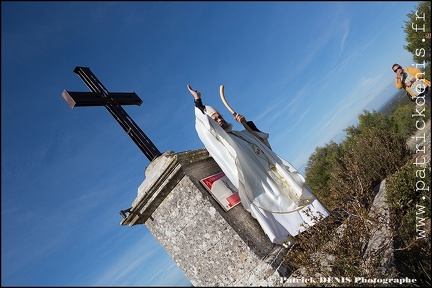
(286, 198), (393, 287)
(344, 110), (398, 139)
(386, 163), (431, 285)
(329, 126), (409, 208)
(305, 141), (341, 211)
(285, 1), (431, 280)
(305, 109), (411, 211)
(403, 1), (431, 80)
(289, 98), (429, 286)
(283, 5), (432, 282)
(390, 101), (430, 139)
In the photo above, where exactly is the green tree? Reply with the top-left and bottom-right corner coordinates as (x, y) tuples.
(390, 101), (430, 139)
(295, 99), (425, 285)
(331, 127), (410, 205)
(403, 1), (431, 80)
(343, 110), (398, 150)
(305, 141), (341, 210)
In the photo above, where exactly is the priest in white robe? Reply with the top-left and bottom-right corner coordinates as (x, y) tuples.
(187, 84), (329, 244)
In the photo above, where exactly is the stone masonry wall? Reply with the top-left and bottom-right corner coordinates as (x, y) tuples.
(127, 149), (290, 286)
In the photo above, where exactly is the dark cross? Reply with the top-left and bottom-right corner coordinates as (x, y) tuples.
(62, 66), (161, 161)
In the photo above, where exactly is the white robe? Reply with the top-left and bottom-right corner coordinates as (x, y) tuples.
(195, 107), (329, 244)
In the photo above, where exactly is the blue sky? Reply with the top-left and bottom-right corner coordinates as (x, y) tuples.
(1, 1), (420, 286)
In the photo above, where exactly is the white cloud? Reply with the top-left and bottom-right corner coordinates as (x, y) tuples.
(89, 233), (161, 286)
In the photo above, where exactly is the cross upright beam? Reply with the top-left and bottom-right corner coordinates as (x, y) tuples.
(62, 66), (162, 162)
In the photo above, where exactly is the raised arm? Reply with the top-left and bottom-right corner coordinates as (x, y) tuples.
(187, 84), (205, 113)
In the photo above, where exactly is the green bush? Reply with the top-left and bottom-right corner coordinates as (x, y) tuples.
(305, 141), (341, 211)
(386, 163), (431, 285)
(293, 102), (429, 286)
(391, 102), (431, 139)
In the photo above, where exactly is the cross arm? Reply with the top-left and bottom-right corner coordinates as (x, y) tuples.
(62, 90), (143, 108)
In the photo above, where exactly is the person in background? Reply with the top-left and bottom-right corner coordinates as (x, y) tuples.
(392, 63), (430, 106)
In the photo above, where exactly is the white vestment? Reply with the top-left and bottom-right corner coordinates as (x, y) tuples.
(195, 107), (329, 244)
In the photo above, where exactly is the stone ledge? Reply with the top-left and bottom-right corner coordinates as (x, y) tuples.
(120, 149), (210, 226)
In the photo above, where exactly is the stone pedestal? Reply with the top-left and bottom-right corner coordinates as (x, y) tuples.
(121, 149), (290, 286)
